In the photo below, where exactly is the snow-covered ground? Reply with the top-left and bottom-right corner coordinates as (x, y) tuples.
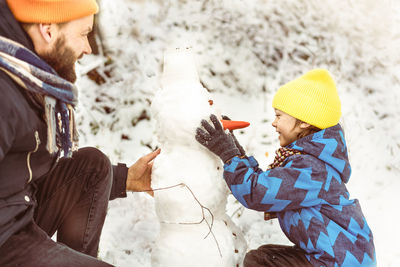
(75, 0), (400, 266)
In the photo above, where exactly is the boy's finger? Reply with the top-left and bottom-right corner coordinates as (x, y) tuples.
(201, 119), (215, 134)
(221, 115), (231, 121)
(210, 114), (223, 131)
(195, 128), (210, 145)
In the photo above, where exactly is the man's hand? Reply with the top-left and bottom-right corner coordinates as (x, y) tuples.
(126, 149), (161, 196)
(195, 114), (240, 162)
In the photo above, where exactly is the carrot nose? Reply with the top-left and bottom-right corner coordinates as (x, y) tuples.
(220, 120), (250, 130)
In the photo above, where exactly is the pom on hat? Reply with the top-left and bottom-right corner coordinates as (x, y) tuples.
(6, 0), (99, 23)
(272, 69), (341, 129)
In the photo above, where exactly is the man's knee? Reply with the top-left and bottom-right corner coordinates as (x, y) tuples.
(72, 147), (112, 187)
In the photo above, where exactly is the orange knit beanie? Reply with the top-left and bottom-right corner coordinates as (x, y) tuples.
(6, 0), (99, 23)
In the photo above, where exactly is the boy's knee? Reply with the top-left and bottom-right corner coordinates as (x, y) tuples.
(243, 249), (260, 266)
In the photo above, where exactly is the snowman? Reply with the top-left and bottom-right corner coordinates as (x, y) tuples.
(150, 47), (247, 267)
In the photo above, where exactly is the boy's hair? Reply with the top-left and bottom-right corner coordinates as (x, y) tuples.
(294, 119), (321, 139)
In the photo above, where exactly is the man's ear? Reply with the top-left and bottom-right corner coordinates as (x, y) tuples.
(38, 23), (57, 43)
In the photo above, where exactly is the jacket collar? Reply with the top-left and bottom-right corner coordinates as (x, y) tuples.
(0, 0), (35, 52)
(0, 0), (46, 114)
(288, 124), (352, 183)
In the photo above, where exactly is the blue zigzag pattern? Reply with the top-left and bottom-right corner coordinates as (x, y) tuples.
(282, 207), (325, 235)
(341, 251), (376, 267)
(301, 206), (324, 230)
(348, 217), (371, 242)
(339, 130), (347, 153)
(331, 194), (355, 212)
(258, 174), (291, 211)
(326, 220), (357, 245)
(229, 168), (253, 208)
(325, 163), (342, 191)
(290, 141), (304, 151)
(225, 158), (240, 173)
(299, 238), (318, 254)
(312, 134), (346, 173)
(316, 231), (335, 257)
(282, 210), (301, 234)
(340, 194), (355, 207)
(293, 165), (323, 207)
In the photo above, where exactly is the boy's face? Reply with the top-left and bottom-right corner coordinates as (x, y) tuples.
(272, 109), (304, 147)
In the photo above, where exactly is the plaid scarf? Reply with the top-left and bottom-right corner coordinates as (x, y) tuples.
(0, 36), (78, 158)
(267, 147), (303, 170)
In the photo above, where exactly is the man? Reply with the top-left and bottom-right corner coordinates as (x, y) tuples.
(0, 0), (160, 266)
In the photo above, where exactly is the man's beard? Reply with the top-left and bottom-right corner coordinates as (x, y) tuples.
(41, 36), (81, 83)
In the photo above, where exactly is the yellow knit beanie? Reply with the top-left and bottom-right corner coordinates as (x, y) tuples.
(272, 69), (341, 129)
(6, 0), (99, 23)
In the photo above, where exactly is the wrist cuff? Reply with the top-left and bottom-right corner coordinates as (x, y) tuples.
(220, 147), (241, 163)
(110, 163), (128, 200)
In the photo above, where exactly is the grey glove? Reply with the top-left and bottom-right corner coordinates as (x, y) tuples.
(221, 115), (246, 157)
(196, 114), (240, 162)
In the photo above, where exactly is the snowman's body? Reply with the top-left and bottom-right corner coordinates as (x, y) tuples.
(151, 48), (247, 267)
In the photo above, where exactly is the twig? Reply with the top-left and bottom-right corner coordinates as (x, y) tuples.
(139, 183), (222, 257)
(230, 205), (244, 219)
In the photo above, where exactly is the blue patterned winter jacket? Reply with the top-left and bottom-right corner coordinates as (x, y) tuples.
(224, 124), (376, 266)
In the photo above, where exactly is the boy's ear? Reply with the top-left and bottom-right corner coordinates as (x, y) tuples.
(299, 122), (311, 129)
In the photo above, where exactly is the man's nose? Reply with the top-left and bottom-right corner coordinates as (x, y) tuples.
(83, 38), (92, 55)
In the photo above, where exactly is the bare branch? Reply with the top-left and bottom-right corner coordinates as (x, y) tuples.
(139, 183), (222, 257)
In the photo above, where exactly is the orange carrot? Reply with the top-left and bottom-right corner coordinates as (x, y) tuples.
(220, 120), (250, 130)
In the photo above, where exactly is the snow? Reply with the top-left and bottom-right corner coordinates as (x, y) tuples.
(74, 0), (400, 266)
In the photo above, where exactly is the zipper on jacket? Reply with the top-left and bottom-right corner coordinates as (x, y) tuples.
(27, 131), (41, 183)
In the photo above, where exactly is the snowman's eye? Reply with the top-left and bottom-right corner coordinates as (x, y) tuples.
(208, 100), (213, 106)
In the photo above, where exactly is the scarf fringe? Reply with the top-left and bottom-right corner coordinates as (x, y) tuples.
(68, 104), (79, 152)
(44, 96), (58, 154)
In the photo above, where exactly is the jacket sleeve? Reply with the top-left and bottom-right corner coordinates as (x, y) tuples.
(110, 163), (128, 200)
(0, 93), (17, 162)
(223, 155), (324, 212)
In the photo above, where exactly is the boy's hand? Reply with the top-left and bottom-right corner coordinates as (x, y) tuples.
(221, 115), (246, 157)
(196, 114), (240, 162)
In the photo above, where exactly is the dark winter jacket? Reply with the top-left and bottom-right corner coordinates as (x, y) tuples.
(0, 0), (128, 248)
(224, 124), (376, 266)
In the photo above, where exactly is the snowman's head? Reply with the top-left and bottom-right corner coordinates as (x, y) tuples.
(151, 47), (220, 146)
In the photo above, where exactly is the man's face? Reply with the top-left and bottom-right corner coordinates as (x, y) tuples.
(40, 15), (94, 83)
